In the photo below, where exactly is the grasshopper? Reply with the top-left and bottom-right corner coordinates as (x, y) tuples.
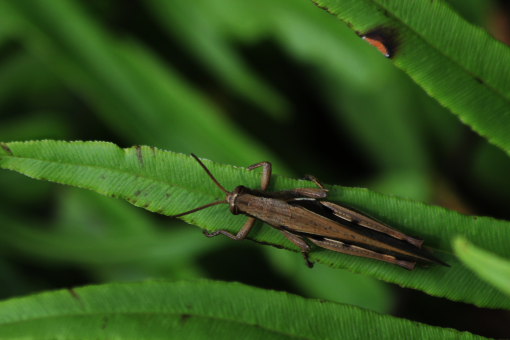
(171, 154), (449, 270)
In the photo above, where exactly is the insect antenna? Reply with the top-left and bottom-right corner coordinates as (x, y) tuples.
(169, 154), (231, 218)
(169, 200), (227, 217)
(190, 153), (229, 194)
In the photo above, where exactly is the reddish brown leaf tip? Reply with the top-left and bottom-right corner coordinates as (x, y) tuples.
(360, 26), (400, 59)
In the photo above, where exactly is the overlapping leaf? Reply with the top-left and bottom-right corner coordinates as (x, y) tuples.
(0, 280), (487, 339)
(0, 0), (288, 171)
(311, 0), (510, 156)
(454, 237), (510, 297)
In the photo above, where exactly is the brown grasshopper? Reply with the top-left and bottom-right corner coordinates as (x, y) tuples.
(170, 154), (449, 270)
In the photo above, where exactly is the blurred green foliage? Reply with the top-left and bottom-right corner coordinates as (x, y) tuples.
(0, 0), (508, 338)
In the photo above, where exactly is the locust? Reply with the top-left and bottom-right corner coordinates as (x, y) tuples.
(170, 154), (449, 270)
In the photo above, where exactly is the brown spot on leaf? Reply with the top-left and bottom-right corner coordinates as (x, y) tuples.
(166, 193), (170, 198)
(475, 77), (483, 84)
(67, 288), (80, 300)
(180, 314), (191, 325)
(0, 143), (13, 156)
(143, 203), (150, 208)
(134, 145), (143, 165)
(135, 190), (141, 196)
(310, 0), (332, 14)
(101, 317), (108, 330)
(101, 175), (105, 180)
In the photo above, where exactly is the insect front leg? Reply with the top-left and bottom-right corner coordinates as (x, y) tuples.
(279, 230), (314, 268)
(203, 217), (256, 240)
(246, 161), (272, 191)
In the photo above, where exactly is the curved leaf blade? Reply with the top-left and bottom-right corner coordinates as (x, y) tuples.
(0, 0), (289, 171)
(0, 280), (487, 339)
(145, 0), (290, 120)
(453, 236), (510, 297)
(1, 140), (510, 309)
(310, 0), (510, 155)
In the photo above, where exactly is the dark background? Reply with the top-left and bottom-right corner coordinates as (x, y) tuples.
(1, 0), (509, 338)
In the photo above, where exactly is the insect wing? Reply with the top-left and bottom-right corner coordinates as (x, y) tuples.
(285, 200), (449, 267)
(319, 201), (424, 248)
